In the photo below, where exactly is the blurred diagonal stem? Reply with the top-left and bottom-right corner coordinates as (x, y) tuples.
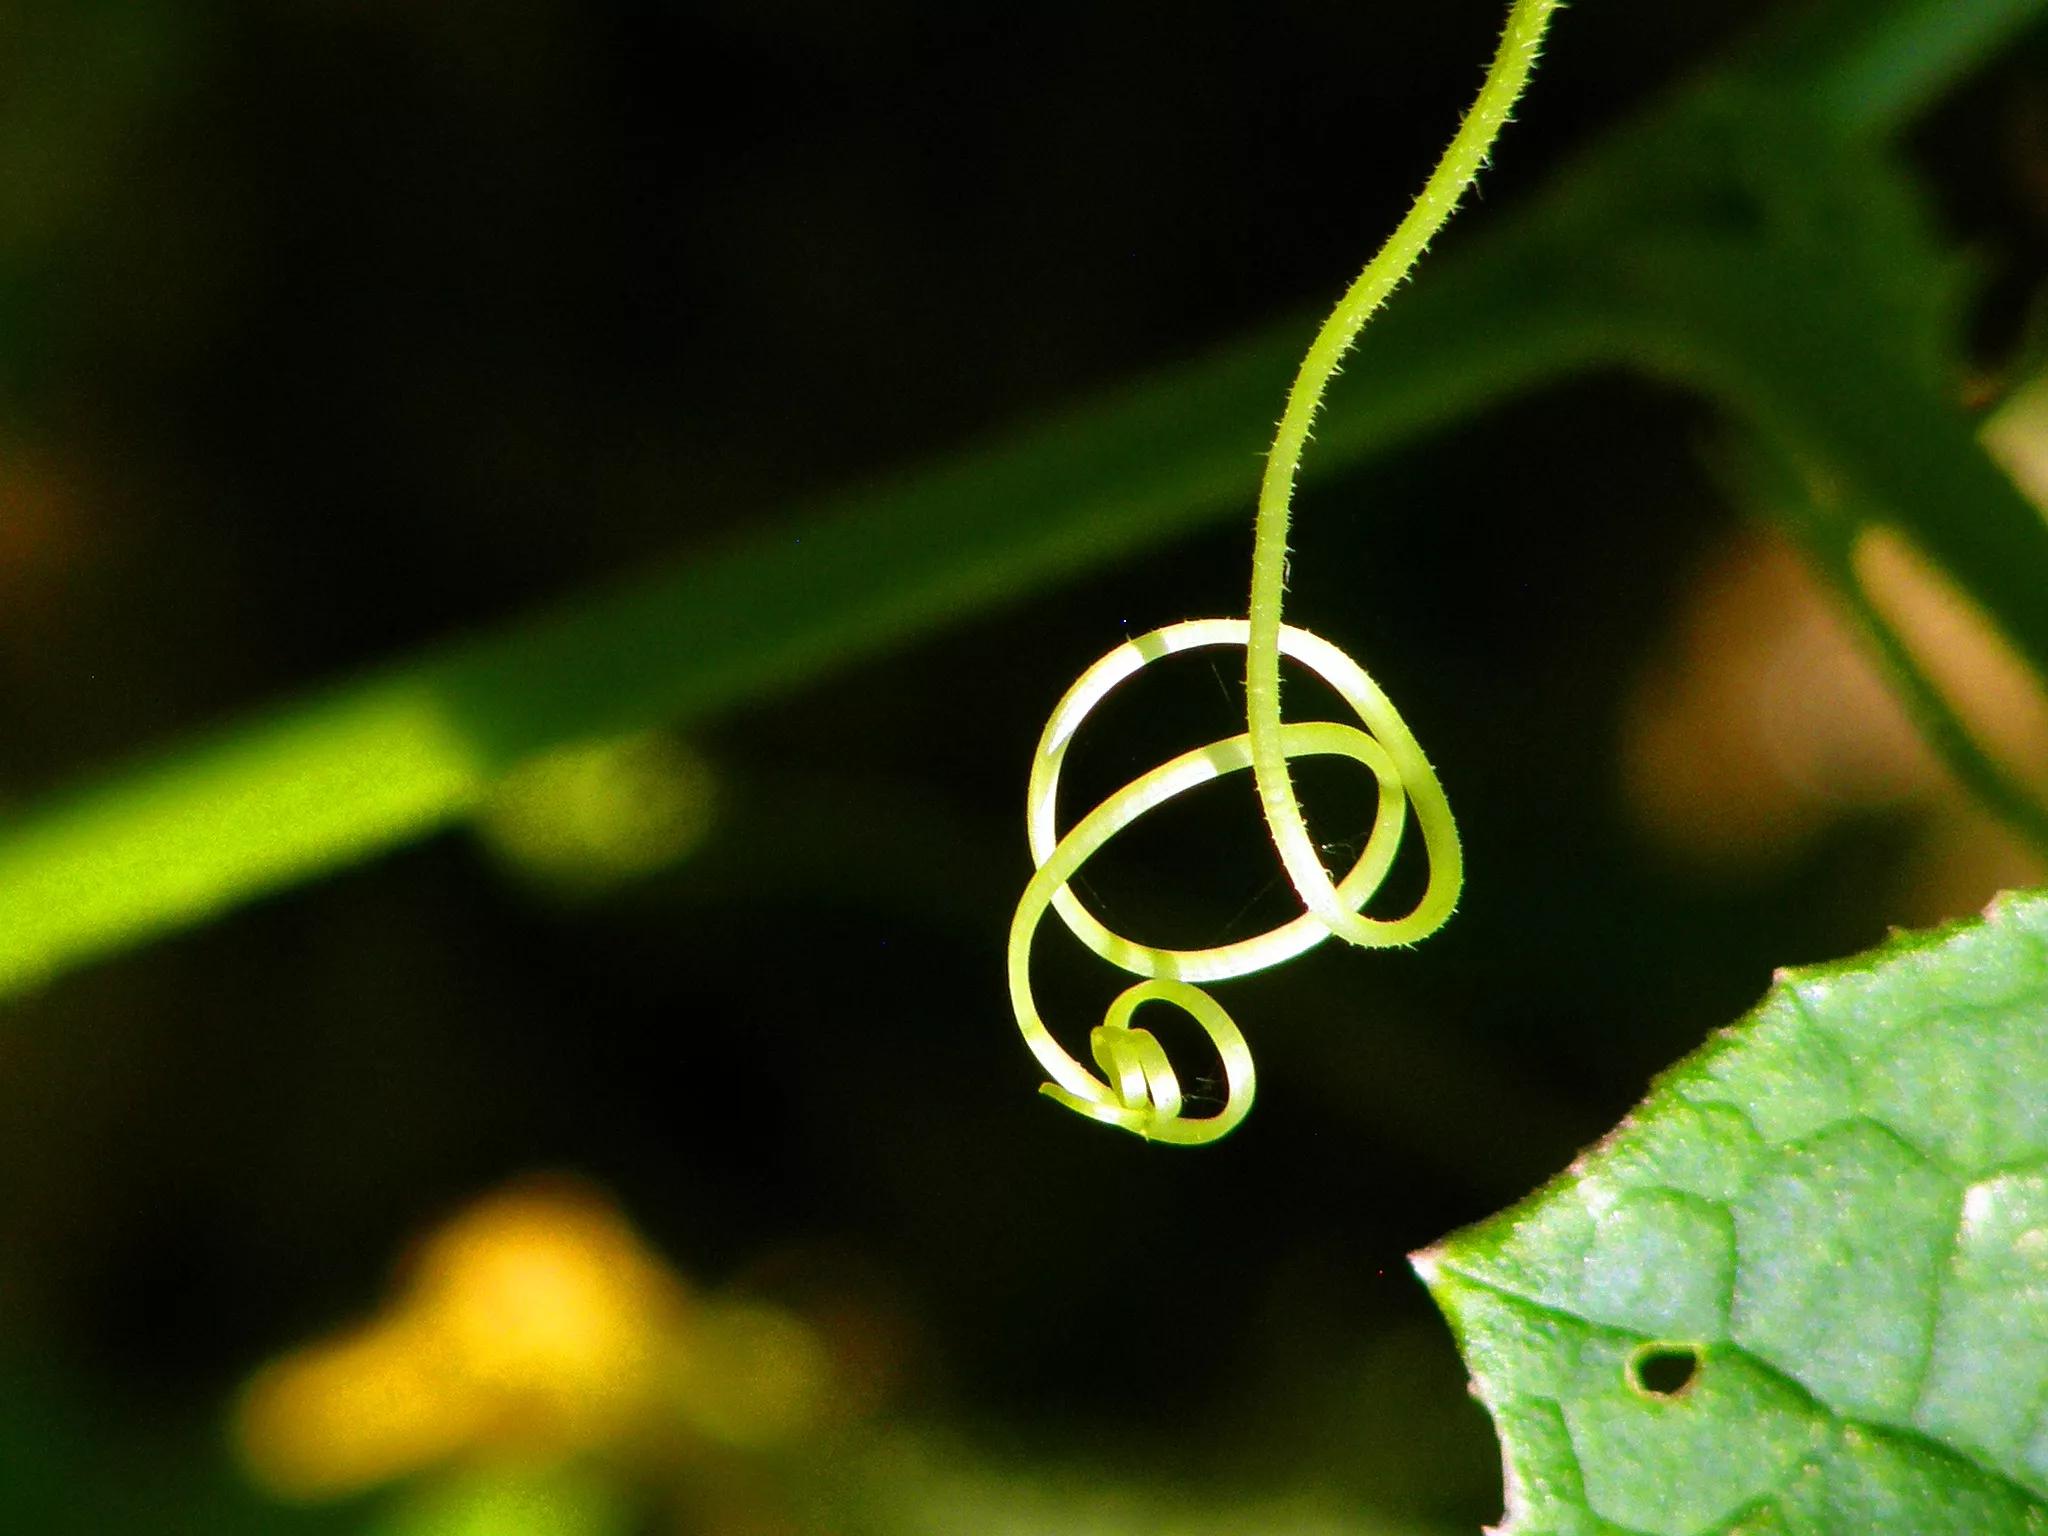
(0, 0), (2045, 998)
(1841, 564), (2048, 857)
(1722, 438), (2048, 858)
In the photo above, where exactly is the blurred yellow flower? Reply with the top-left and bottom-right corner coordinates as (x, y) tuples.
(235, 1179), (829, 1502)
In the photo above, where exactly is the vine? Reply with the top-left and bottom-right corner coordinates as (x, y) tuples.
(1006, 0), (1560, 1144)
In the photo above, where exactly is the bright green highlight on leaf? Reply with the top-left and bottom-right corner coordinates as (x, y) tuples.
(0, 682), (488, 991)
(1419, 887), (2048, 1534)
(1006, 0), (1556, 1143)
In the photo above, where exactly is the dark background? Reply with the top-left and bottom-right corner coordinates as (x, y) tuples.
(2, 2), (2044, 1531)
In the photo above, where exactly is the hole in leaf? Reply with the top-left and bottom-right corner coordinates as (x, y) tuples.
(1627, 1343), (1700, 1399)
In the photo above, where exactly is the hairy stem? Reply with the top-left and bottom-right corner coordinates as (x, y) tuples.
(1008, 0), (1558, 1144)
(1245, 0), (1557, 946)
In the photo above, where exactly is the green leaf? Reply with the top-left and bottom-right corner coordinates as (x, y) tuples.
(1418, 887), (2048, 1535)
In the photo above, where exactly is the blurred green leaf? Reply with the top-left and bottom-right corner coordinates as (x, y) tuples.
(1420, 886), (2048, 1533)
(838, 1430), (1456, 1536)
(369, 1468), (631, 1536)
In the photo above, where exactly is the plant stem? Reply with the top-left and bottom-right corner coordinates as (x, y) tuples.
(1245, 0), (1557, 946)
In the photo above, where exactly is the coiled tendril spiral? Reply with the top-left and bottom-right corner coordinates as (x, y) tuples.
(1008, 620), (1461, 1144)
(1004, 0), (1556, 1145)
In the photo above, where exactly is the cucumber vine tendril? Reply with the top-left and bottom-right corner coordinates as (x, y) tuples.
(1006, 0), (1559, 1145)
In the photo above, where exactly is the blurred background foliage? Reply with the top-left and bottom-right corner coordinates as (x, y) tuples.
(3, 1), (2048, 1532)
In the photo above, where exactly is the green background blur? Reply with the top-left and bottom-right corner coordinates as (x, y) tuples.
(2, 2), (2044, 1532)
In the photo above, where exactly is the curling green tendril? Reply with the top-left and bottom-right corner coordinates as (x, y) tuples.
(1007, 0), (1560, 1145)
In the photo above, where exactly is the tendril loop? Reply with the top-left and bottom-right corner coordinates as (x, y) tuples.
(1003, 0), (1557, 1144)
(1007, 619), (1461, 1144)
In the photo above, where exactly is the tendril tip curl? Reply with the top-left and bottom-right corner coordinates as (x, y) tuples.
(1005, 0), (1557, 1145)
